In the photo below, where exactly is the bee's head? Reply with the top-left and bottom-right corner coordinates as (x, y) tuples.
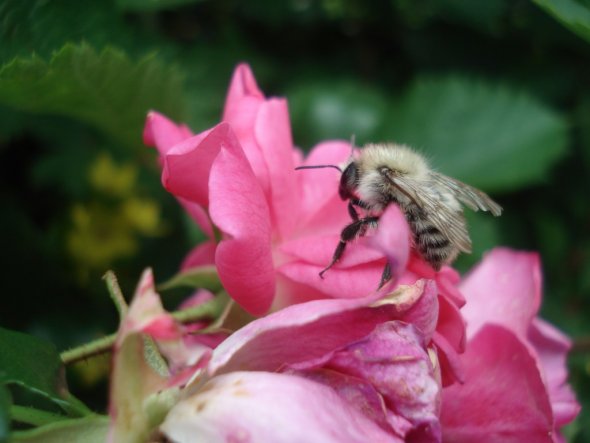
(339, 162), (358, 200)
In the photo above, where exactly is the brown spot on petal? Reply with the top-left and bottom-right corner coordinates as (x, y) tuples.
(233, 388), (250, 397)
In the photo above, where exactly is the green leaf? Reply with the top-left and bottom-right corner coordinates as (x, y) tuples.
(384, 76), (569, 192)
(10, 406), (69, 427)
(0, 328), (89, 418)
(453, 211), (502, 272)
(0, 43), (187, 149)
(533, 0), (590, 43)
(12, 415), (108, 443)
(116, 0), (203, 12)
(0, 385), (9, 443)
(158, 265), (222, 292)
(287, 79), (389, 149)
(0, 328), (64, 402)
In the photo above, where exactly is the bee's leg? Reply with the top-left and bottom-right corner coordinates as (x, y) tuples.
(347, 201), (359, 221)
(319, 216), (378, 278)
(377, 262), (392, 289)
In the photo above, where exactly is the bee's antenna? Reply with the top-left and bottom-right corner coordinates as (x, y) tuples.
(295, 164), (342, 172)
(349, 134), (356, 154)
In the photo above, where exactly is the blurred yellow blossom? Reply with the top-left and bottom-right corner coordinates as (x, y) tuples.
(89, 152), (137, 197)
(67, 152), (165, 279)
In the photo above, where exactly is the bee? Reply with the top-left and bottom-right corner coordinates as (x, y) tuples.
(296, 143), (502, 286)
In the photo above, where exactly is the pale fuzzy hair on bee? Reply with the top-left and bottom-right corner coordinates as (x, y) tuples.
(357, 143), (431, 180)
(353, 143), (457, 213)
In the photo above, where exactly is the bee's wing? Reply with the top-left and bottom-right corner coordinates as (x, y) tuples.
(431, 172), (502, 216)
(384, 172), (473, 253)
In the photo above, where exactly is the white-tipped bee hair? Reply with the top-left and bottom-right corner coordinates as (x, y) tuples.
(296, 143), (502, 287)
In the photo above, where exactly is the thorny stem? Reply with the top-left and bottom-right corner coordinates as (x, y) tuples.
(60, 293), (229, 365)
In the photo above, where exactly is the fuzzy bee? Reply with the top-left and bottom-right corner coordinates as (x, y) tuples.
(296, 143), (502, 286)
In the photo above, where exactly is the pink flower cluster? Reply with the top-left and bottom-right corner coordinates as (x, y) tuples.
(109, 64), (579, 442)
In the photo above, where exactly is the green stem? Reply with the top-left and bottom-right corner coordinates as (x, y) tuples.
(10, 405), (69, 426)
(60, 293), (228, 365)
(60, 333), (116, 365)
(103, 270), (128, 319)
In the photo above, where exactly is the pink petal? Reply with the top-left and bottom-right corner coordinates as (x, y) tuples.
(255, 98), (299, 239)
(528, 318), (580, 429)
(435, 266), (465, 308)
(279, 235), (384, 268)
(179, 289), (215, 310)
(432, 332), (464, 386)
(459, 248), (542, 339)
(177, 197), (214, 238)
(181, 241), (217, 270)
(296, 141), (352, 225)
(222, 64), (271, 196)
(162, 123), (239, 208)
(441, 325), (554, 443)
(143, 111), (193, 155)
(369, 205), (411, 281)
(436, 294), (466, 354)
(117, 268), (178, 342)
(403, 259), (466, 309)
(223, 63), (264, 106)
(209, 146), (275, 316)
(208, 281), (430, 376)
(277, 259), (385, 299)
(160, 371), (402, 443)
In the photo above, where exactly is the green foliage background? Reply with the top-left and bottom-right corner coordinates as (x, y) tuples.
(0, 0), (589, 440)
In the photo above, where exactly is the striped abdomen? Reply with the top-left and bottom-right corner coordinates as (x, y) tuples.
(406, 209), (460, 270)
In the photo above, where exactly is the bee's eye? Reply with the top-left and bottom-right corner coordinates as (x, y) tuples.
(339, 163), (358, 200)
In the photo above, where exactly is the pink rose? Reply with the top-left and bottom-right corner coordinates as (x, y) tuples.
(440, 248), (580, 442)
(143, 65), (467, 386)
(145, 64), (414, 314)
(140, 63), (579, 441)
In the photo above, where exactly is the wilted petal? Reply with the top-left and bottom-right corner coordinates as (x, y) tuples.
(209, 146), (275, 316)
(441, 325), (554, 443)
(374, 279), (439, 341)
(208, 281), (431, 375)
(323, 322), (441, 441)
(460, 248), (542, 339)
(161, 371), (401, 443)
(143, 111), (193, 156)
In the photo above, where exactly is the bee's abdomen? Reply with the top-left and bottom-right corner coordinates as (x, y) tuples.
(410, 218), (457, 271)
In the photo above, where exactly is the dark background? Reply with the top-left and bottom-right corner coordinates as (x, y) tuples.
(0, 0), (589, 440)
